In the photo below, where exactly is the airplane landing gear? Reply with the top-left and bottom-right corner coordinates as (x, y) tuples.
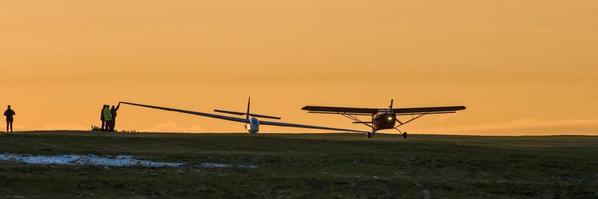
(395, 127), (408, 139)
(367, 132), (373, 139)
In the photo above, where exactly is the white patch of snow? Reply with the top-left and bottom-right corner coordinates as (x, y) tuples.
(238, 165), (259, 169)
(198, 162), (232, 168)
(194, 163), (261, 169)
(0, 154), (185, 168)
(0, 153), (258, 169)
(0, 154), (184, 168)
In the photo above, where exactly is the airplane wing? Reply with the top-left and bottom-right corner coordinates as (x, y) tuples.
(257, 120), (367, 133)
(302, 106), (379, 115)
(302, 105), (466, 115)
(120, 102), (365, 133)
(394, 106), (466, 115)
(121, 102), (249, 123)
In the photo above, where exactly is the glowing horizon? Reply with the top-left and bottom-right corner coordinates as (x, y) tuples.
(1, 0), (597, 135)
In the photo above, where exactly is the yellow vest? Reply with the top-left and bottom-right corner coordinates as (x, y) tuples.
(103, 108), (113, 121)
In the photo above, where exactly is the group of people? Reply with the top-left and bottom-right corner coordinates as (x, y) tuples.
(4, 105), (15, 133)
(100, 103), (120, 131)
(1, 103), (121, 133)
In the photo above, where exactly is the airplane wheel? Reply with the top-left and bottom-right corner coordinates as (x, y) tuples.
(367, 132), (373, 139)
(403, 132), (408, 139)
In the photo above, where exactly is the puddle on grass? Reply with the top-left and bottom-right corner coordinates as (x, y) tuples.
(0, 153), (257, 169)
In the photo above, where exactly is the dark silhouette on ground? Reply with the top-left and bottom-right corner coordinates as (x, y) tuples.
(100, 105), (109, 131)
(120, 100), (362, 135)
(109, 103), (120, 131)
(102, 104), (113, 131)
(302, 99), (466, 138)
(4, 105), (15, 132)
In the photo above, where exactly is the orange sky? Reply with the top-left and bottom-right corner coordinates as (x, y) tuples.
(1, 0), (597, 135)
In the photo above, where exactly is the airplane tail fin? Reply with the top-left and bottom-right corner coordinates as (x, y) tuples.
(246, 97), (251, 121)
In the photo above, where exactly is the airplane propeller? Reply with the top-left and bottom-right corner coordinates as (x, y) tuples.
(390, 99), (404, 125)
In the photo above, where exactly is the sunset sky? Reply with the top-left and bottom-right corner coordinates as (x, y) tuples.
(1, 0), (597, 135)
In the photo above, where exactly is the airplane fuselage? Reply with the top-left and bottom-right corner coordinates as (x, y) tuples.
(372, 112), (397, 132)
(245, 117), (260, 134)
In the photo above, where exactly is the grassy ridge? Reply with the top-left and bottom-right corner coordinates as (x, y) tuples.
(0, 131), (597, 198)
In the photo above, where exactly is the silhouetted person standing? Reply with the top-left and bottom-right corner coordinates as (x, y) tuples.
(4, 105), (15, 133)
(103, 105), (113, 132)
(109, 103), (120, 132)
(100, 105), (108, 131)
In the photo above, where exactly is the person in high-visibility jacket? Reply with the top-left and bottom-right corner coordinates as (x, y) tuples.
(100, 105), (108, 131)
(103, 105), (113, 131)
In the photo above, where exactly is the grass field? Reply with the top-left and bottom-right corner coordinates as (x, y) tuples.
(0, 131), (597, 198)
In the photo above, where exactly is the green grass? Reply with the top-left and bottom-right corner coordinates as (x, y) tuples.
(0, 131), (597, 198)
